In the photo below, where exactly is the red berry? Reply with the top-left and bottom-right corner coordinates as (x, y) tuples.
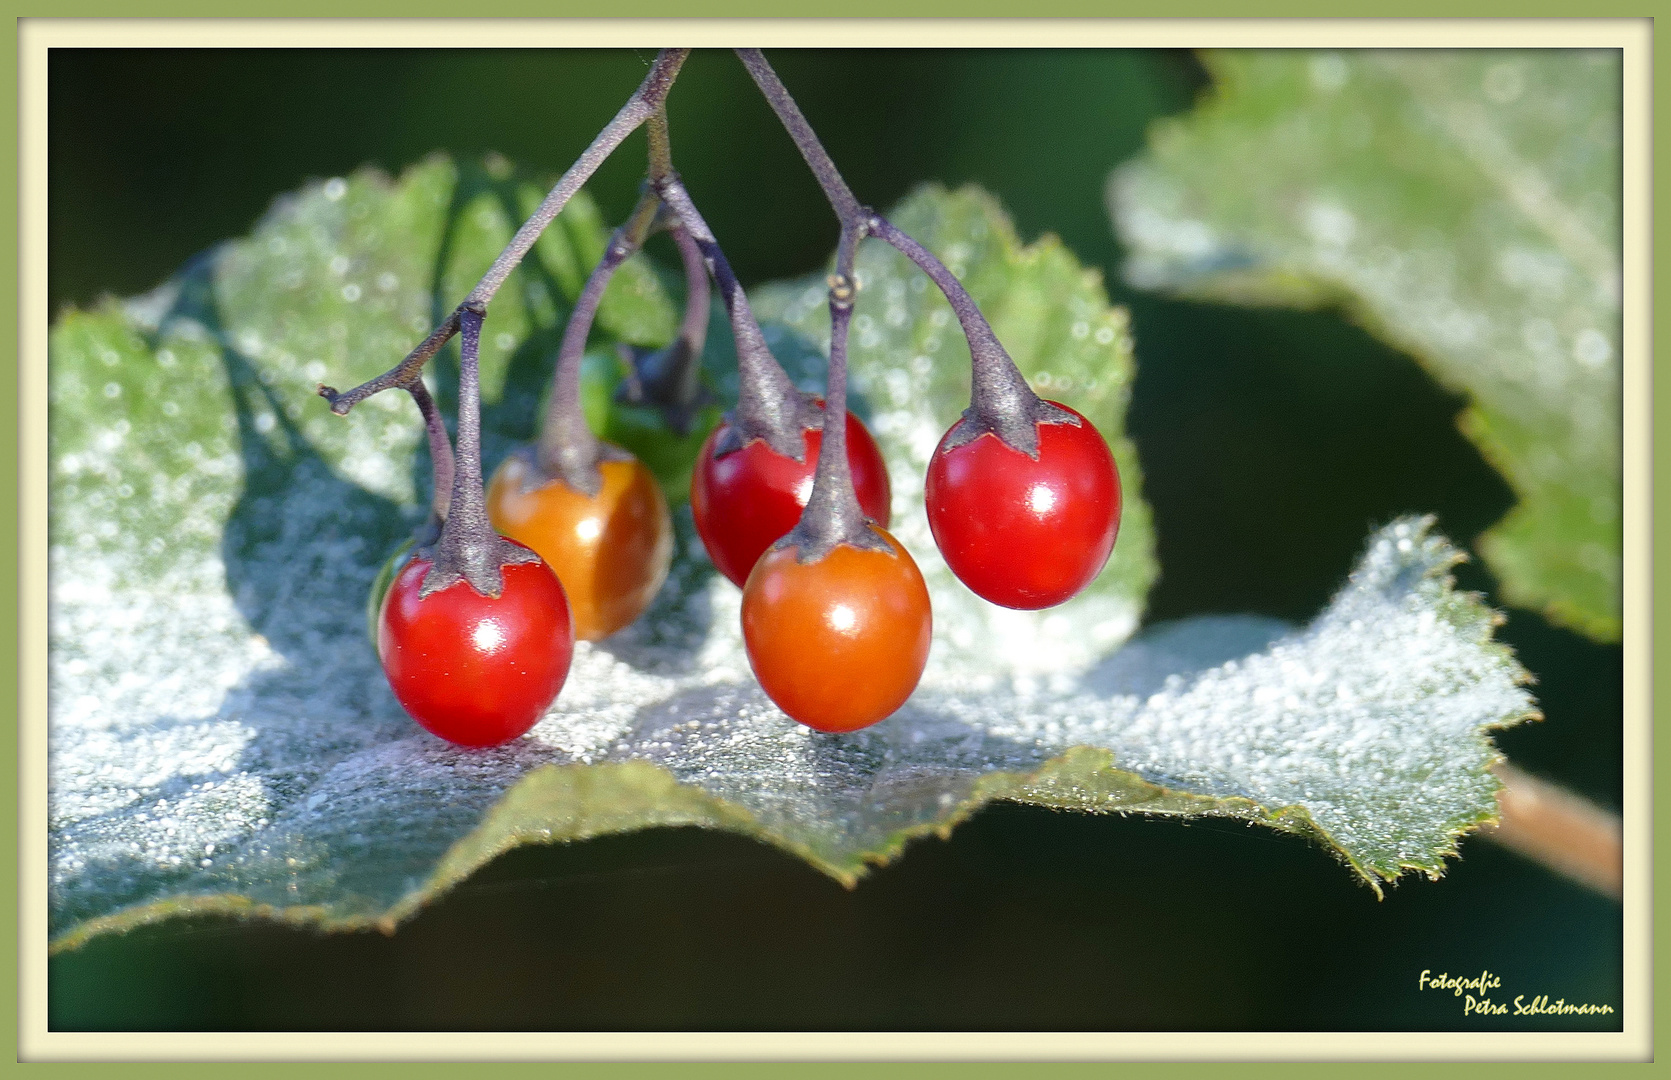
(742, 526), (931, 733)
(925, 401), (1120, 610)
(377, 544), (575, 747)
(691, 405), (891, 587)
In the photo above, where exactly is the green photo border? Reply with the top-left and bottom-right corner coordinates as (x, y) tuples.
(11, 7), (1655, 1067)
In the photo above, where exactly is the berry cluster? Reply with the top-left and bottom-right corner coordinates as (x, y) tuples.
(321, 50), (1122, 747)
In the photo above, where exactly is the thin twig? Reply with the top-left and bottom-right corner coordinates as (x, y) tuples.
(646, 101), (675, 184)
(736, 48), (1062, 457)
(319, 49), (689, 416)
(320, 313), (459, 414)
(735, 49), (863, 222)
(465, 49), (686, 309)
(1480, 762), (1622, 900)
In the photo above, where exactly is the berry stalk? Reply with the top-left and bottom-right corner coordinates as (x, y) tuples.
(606, 101), (727, 438)
(616, 219), (712, 437)
(668, 222), (712, 385)
(534, 188), (660, 496)
(320, 48), (689, 415)
(408, 376), (453, 544)
(655, 174), (820, 460)
(421, 305), (540, 599)
(776, 228), (891, 562)
(866, 217), (1076, 459)
(735, 48), (1072, 459)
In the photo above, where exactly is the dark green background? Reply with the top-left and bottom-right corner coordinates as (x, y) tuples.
(47, 48), (1622, 1031)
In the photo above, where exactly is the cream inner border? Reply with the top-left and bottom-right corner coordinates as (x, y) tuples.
(19, 17), (1652, 1063)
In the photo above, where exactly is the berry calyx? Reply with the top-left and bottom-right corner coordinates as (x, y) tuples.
(926, 400), (1121, 609)
(378, 545), (574, 747)
(742, 526), (930, 733)
(534, 193), (664, 500)
(486, 449), (673, 640)
(691, 404), (891, 587)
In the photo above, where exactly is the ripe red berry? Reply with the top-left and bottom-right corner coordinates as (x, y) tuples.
(925, 401), (1120, 610)
(741, 527), (931, 733)
(691, 406), (891, 587)
(377, 544), (575, 747)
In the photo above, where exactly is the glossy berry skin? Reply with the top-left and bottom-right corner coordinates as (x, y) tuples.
(378, 546), (574, 748)
(367, 537), (416, 651)
(741, 527), (931, 733)
(925, 401), (1120, 610)
(692, 408), (891, 587)
(486, 454), (673, 641)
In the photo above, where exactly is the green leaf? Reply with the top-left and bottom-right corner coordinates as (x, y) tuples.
(48, 159), (1533, 951)
(1110, 50), (1622, 641)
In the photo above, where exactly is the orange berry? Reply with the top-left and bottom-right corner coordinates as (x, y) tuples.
(486, 453), (673, 641)
(741, 526), (931, 732)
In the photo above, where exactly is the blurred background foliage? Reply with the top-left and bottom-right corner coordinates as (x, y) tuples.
(47, 48), (1621, 1031)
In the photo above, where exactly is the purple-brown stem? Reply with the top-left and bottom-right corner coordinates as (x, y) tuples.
(320, 313), (459, 414)
(319, 49), (689, 416)
(777, 229), (891, 562)
(468, 50), (683, 308)
(533, 190), (660, 496)
(734, 49), (862, 224)
(407, 376), (453, 546)
(736, 48), (1070, 459)
(655, 174), (820, 460)
(868, 218), (1074, 458)
(616, 220), (712, 436)
(610, 101), (712, 436)
(670, 222), (711, 353)
(420, 305), (539, 599)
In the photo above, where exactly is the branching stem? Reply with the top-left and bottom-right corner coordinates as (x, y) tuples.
(318, 48), (689, 415)
(466, 49), (685, 309)
(735, 47), (1071, 460)
(319, 314), (459, 414)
